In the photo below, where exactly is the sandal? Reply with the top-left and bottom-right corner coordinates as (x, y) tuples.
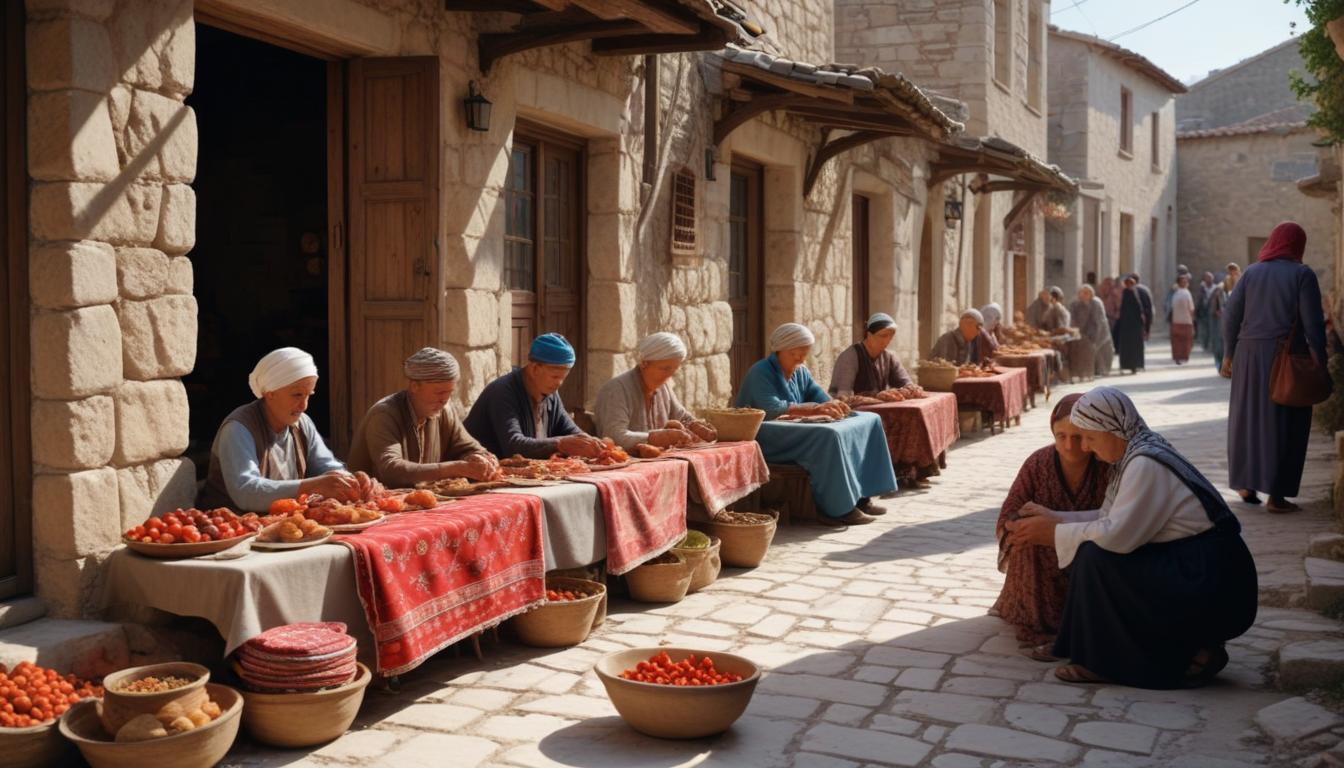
(1054, 664), (1108, 684)
(1236, 489), (1261, 505)
(1184, 646), (1229, 687)
(1026, 643), (1061, 663)
(1266, 498), (1300, 514)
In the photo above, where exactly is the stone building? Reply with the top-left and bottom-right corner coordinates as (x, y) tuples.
(1044, 26), (1184, 306)
(1176, 39), (1310, 133)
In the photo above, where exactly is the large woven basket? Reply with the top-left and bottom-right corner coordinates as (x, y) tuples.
(917, 366), (958, 392)
(700, 408), (766, 442)
(512, 577), (606, 647)
(706, 509), (778, 568)
(626, 554), (693, 603)
(673, 536), (722, 593)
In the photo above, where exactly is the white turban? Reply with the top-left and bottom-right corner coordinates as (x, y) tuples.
(960, 308), (985, 326)
(249, 347), (318, 398)
(637, 332), (688, 363)
(404, 347), (460, 381)
(769, 322), (815, 351)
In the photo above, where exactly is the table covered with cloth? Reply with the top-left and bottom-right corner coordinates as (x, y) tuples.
(661, 441), (770, 516)
(951, 367), (1029, 429)
(857, 392), (959, 478)
(992, 351), (1053, 405)
(753, 411), (898, 519)
(568, 460), (688, 574)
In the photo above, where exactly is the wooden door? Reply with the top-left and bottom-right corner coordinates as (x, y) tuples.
(729, 163), (763, 391)
(506, 129), (586, 408)
(346, 57), (439, 430)
(0, 0), (30, 598)
(851, 194), (870, 342)
(1013, 255), (1028, 318)
(918, 214), (934, 356)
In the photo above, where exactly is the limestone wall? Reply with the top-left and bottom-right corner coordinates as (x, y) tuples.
(1176, 40), (1309, 132)
(1177, 129), (1336, 288)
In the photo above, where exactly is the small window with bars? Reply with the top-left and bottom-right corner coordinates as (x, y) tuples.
(671, 167), (697, 255)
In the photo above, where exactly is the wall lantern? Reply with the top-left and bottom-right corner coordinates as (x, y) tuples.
(943, 190), (964, 224)
(704, 146), (718, 181)
(464, 81), (492, 132)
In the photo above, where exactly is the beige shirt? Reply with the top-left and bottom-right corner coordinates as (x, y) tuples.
(347, 390), (492, 487)
(593, 368), (699, 450)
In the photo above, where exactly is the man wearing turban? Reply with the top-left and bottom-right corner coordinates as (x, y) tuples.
(929, 308), (999, 364)
(198, 347), (368, 512)
(347, 347), (499, 486)
(593, 332), (718, 451)
(464, 333), (606, 459)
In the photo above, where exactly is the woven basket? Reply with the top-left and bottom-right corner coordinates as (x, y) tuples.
(700, 408), (766, 442)
(512, 577), (605, 647)
(673, 536), (722, 593)
(917, 366), (958, 392)
(626, 554), (693, 603)
(706, 510), (778, 568)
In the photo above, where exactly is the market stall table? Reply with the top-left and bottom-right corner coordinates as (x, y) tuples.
(992, 351), (1053, 407)
(951, 366), (1030, 434)
(657, 440), (770, 517)
(856, 392), (960, 481)
(752, 412), (899, 523)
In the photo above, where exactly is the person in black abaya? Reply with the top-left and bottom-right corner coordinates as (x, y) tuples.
(1115, 277), (1146, 373)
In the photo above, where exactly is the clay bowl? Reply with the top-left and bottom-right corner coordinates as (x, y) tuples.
(99, 661), (210, 736)
(0, 718), (77, 768)
(60, 683), (242, 768)
(240, 663), (371, 747)
(594, 647), (760, 739)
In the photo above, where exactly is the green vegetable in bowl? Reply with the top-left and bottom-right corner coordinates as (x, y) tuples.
(674, 530), (710, 549)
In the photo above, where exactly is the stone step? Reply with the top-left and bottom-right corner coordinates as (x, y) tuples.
(1305, 557), (1344, 612)
(1279, 639), (1344, 692)
(0, 618), (129, 679)
(0, 597), (46, 631)
(1255, 696), (1344, 742)
(1310, 534), (1344, 562)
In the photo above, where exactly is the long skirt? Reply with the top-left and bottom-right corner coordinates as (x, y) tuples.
(1229, 338), (1314, 497)
(1052, 530), (1257, 689)
(1094, 338), (1115, 377)
(754, 413), (898, 518)
(1210, 316), (1225, 371)
(1116, 317), (1145, 372)
(1170, 323), (1194, 363)
(992, 544), (1068, 644)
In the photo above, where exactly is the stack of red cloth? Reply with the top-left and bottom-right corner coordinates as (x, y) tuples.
(235, 622), (358, 692)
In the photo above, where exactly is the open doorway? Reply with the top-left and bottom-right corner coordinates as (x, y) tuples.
(183, 24), (330, 469)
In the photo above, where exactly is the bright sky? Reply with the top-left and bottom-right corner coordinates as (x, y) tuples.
(1050, 0), (1310, 84)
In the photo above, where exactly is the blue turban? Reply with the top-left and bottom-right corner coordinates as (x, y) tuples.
(529, 333), (576, 366)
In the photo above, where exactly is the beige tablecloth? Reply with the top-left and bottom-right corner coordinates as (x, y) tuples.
(491, 483), (605, 571)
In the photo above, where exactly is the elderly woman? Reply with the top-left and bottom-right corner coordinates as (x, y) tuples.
(1006, 387), (1257, 688)
(198, 347), (369, 512)
(1040, 287), (1072, 333)
(1169, 274), (1196, 365)
(930, 308), (999, 364)
(1115, 277), (1146, 373)
(1071, 285), (1114, 377)
(980, 303), (1006, 343)
(993, 394), (1111, 645)
(829, 313), (914, 397)
(594, 332), (717, 451)
(736, 323), (898, 526)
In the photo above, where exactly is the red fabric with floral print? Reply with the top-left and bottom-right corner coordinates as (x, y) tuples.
(336, 494), (546, 675)
(570, 460), (688, 574)
(667, 441), (770, 516)
(857, 392), (959, 473)
(952, 367), (1029, 423)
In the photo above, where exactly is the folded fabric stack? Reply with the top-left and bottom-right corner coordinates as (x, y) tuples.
(235, 621), (358, 693)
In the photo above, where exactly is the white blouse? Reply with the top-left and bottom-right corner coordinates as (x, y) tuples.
(1054, 455), (1213, 567)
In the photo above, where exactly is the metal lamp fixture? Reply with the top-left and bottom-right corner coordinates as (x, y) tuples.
(464, 81), (492, 132)
(943, 190), (964, 224)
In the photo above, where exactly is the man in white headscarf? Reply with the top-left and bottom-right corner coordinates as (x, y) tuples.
(929, 308), (999, 364)
(199, 347), (366, 512)
(593, 332), (718, 451)
(347, 347), (499, 486)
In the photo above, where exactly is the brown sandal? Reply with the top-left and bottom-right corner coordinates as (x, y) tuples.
(1054, 664), (1108, 684)
(1026, 643), (1061, 663)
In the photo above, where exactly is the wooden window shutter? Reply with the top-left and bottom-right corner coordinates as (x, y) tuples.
(671, 166), (696, 256)
(346, 57), (440, 432)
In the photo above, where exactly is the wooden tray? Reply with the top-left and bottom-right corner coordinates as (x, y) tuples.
(123, 533), (257, 559)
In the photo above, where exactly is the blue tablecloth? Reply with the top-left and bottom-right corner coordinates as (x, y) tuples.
(755, 411), (898, 518)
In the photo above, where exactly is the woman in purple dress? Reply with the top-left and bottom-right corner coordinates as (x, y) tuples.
(1222, 222), (1330, 513)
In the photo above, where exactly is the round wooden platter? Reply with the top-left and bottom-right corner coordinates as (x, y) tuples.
(123, 533), (257, 559)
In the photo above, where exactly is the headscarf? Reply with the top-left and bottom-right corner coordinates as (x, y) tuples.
(636, 332), (688, 362)
(1070, 387), (1237, 530)
(960, 308), (984, 326)
(1258, 221), (1307, 263)
(1048, 286), (1064, 300)
(770, 322), (815, 351)
(249, 347), (318, 399)
(529, 333), (576, 366)
(403, 347), (459, 381)
(980, 303), (1003, 332)
(864, 313), (896, 335)
(1050, 392), (1083, 427)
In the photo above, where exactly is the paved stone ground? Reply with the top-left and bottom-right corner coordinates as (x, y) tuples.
(226, 341), (1342, 768)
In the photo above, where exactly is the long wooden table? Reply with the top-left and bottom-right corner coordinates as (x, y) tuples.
(856, 392), (960, 480)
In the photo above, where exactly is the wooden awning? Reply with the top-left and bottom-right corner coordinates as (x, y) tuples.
(712, 47), (963, 196)
(446, 0), (756, 72)
(930, 137), (1076, 194)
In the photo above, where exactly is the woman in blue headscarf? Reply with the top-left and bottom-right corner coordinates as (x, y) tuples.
(1005, 387), (1256, 688)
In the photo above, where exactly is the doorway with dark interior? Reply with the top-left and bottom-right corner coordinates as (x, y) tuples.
(184, 23), (330, 472)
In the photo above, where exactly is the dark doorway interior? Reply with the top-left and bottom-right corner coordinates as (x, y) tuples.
(184, 24), (329, 471)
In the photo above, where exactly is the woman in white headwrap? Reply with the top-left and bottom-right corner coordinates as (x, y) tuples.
(735, 323), (898, 525)
(199, 347), (366, 512)
(828, 312), (914, 398)
(980, 303), (1005, 343)
(929, 308), (999, 364)
(1005, 387), (1256, 688)
(594, 332), (717, 451)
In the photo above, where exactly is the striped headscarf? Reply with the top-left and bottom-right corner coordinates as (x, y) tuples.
(404, 347), (460, 381)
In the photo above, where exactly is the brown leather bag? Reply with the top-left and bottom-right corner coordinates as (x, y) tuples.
(1270, 315), (1332, 407)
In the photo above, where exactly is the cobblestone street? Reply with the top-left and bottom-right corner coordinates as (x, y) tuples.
(230, 341), (1341, 768)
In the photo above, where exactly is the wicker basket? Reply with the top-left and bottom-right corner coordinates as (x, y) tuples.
(706, 510), (778, 568)
(674, 536), (722, 593)
(917, 365), (958, 392)
(700, 408), (766, 442)
(626, 554), (693, 603)
(512, 577), (606, 647)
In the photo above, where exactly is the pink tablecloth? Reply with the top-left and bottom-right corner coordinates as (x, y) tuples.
(570, 460), (688, 575)
(951, 367), (1029, 424)
(993, 351), (1050, 396)
(857, 392), (960, 471)
(665, 441), (770, 515)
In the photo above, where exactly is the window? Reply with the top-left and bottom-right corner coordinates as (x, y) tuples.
(1119, 87), (1133, 155)
(671, 167), (696, 255)
(1119, 213), (1134, 274)
(993, 0), (1011, 87)
(1027, 1), (1043, 110)
(1149, 216), (1159, 278)
(1150, 112), (1160, 170)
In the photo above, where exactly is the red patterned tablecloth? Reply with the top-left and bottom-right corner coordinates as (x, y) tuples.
(570, 460), (688, 575)
(951, 367), (1029, 424)
(857, 392), (960, 472)
(993, 351), (1051, 396)
(335, 495), (545, 676)
(665, 441), (770, 516)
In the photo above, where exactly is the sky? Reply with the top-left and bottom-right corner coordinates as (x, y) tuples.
(1050, 0), (1309, 84)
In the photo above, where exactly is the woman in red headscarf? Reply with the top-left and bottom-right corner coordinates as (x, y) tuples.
(1222, 222), (1330, 512)
(991, 394), (1112, 645)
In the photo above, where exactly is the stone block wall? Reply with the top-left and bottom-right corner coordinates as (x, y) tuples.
(1176, 40), (1308, 132)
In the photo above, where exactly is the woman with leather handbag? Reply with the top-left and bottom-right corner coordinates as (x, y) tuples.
(1221, 222), (1331, 513)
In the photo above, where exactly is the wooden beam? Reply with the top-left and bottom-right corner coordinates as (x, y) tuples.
(798, 114), (915, 134)
(928, 162), (982, 187)
(713, 93), (810, 146)
(1003, 190), (1041, 230)
(978, 180), (1049, 195)
(570, 0), (697, 34)
(444, 0), (561, 11)
(591, 29), (727, 56)
(803, 131), (894, 197)
(480, 19), (645, 71)
(721, 61), (854, 103)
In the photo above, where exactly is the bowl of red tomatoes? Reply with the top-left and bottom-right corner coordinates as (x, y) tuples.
(122, 508), (263, 559)
(0, 661), (103, 768)
(594, 647), (760, 739)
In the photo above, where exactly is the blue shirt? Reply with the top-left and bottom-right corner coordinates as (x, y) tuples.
(734, 354), (830, 420)
(214, 414), (344, 511)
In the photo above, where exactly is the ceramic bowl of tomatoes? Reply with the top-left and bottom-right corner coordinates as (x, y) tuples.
(594, 647), (760, 739)
(122, 508), (262, 559)
(0, 661), (103, 768)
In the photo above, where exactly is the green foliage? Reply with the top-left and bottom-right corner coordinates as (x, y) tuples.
(1317, 349), (1344, 434)
(1288, 0), (1344, 143)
